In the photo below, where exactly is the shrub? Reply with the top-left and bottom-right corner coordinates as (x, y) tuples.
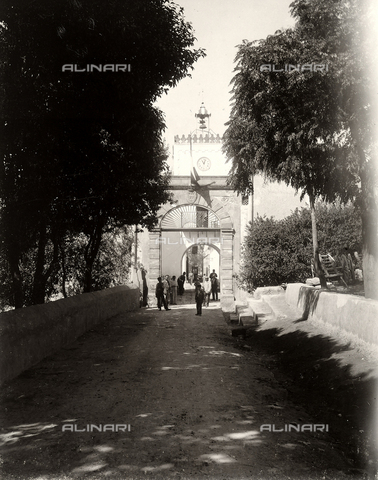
(238, 201), (362, 291)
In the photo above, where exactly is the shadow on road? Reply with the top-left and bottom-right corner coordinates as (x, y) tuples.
(230, 317), (378, 477)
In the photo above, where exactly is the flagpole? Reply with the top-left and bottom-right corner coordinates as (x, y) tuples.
(189, 132), (193, 188)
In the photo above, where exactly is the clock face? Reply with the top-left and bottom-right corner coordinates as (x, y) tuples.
(197, 157), (211, 171)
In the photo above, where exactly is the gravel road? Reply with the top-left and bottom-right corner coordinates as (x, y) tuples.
(0, 290), (377, 480)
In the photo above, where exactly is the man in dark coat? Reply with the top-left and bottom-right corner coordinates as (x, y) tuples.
(155, 277), (170, 311)
(210, 269), (218, 301)
(142, 269), (148, 307)
(178, 272), (186, 295)
(195, 283), (204, 316)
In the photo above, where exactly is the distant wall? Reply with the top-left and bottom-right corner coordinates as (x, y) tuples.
(285, 283), (378, 346)
(0, 285), (139, 384)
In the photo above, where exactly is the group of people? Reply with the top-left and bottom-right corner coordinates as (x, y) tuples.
(155, 269), (220, 315)
(155, 274), (179, 311)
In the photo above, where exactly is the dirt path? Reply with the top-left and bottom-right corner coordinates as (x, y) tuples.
(0, 291), (376, 480)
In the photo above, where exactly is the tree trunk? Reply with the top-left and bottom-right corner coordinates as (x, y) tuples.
(309, 195), (327, 289)
(83, 218), (105, 293)
(360, 204), (378, 300)
(9, 252), (23, 309)
(31, 222), (48, 305)
(59, 240), (68, 298)
(350, 121), (378, 300)
(31, 223), (60, 305)
(4, 212), (24, 308)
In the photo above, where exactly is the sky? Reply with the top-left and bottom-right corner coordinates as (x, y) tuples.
(155, 0), (296, 157)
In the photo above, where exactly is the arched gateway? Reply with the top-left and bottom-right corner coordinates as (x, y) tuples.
(148, 196), (238, 310)
(161, 204), (221, 281)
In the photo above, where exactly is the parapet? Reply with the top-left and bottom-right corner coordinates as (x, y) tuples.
(174, 133), (223, 144)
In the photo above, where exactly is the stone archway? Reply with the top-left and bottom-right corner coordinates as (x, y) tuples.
(158, 195), (234, 230)
(148, 198), (235, 310)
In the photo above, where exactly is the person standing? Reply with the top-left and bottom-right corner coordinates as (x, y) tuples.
(210, 269), (218, 301)
(155, 277), (170, 311)
(170, 275), (178, 305)
(163, 275), (171, 306)
(203, 276), (211, 307)
(195, 283), (204, 316)
(141, 269), (149, 307)
(178, 272), (186, 295)
(177, 275), (183, 295)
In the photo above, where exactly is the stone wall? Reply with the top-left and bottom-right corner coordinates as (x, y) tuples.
(0, 285), (139, 384)
(285, 283), (378, 345)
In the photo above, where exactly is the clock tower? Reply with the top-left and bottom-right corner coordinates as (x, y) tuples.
(172, 103), (230, 177)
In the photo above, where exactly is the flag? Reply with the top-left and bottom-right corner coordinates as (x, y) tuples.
(190, 133), (201, 188)
(191, 166), (200, 188)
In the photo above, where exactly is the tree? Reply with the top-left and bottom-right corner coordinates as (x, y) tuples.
(238, 202), (362, 291)
(0, 0), (205, 307)
(290, 0), (378, 298)
(223, 0), (377, 298)
(53, 226), (134, 298)
(0, 225), (134, 311)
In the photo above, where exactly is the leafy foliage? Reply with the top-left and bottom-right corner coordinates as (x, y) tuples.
(224, 25), (358, 201)
(238, 202), (362, 291)
(56, 226), (134, 297)
(223, 0), (377, 297)
(0, 226), (134, 311)
(0, 0), (205, 307)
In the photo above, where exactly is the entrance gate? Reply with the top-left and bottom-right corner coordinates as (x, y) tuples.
(148, 201), (235, 311)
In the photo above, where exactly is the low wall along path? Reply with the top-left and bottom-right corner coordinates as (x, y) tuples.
(0, 285), (140, 385)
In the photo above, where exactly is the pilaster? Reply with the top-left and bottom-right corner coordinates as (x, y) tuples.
(148, 229), (161, 306)
(220, 228), (235, 311)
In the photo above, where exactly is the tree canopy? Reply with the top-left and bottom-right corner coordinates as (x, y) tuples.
(0, 0), (205, 307)
(223, 0), (377, 298)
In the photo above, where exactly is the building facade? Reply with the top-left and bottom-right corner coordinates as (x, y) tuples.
(136, 104), (305, 310)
